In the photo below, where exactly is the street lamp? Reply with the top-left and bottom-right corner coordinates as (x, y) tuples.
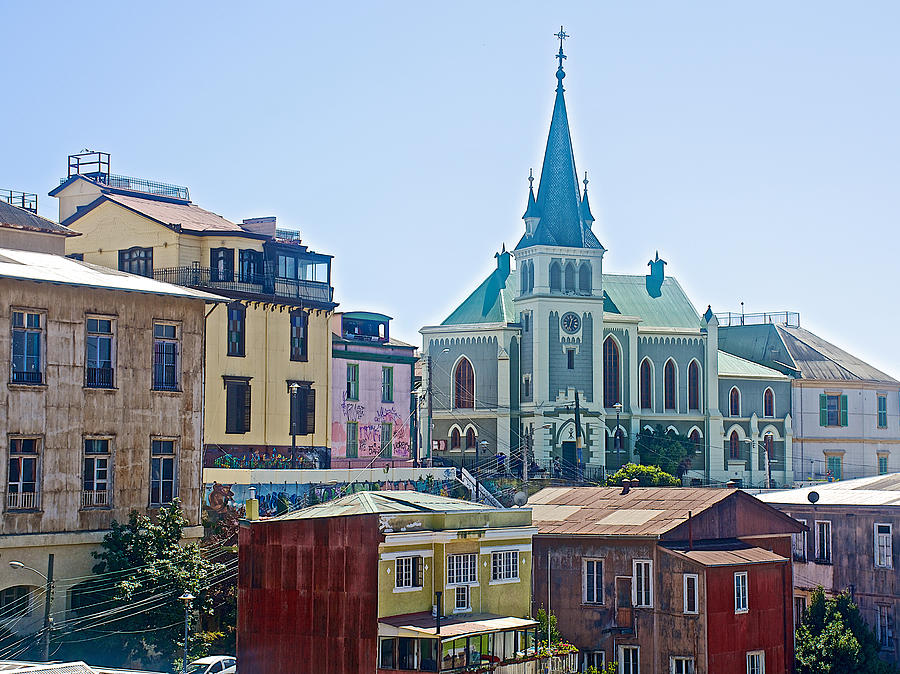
(612, 402), (623, 454)
(289, 382), (300, 469)
(179, 591), (195, 674)
(477, 440), (489, 501)
(9, 556), (53, 661)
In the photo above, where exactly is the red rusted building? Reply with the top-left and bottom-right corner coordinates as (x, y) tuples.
(530, 485), (803, 674)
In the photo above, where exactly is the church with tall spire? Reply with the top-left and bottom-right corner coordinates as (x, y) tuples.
(419, 29), (795, 490)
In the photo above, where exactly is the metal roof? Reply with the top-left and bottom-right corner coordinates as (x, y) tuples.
(378, 612), (537, 638)
(602, 274), (700, 329)
(528, 486), (734, 537)
(776, 324), (898, 383)
(758, 473), (900, 507)
(0, 663), (96, 674)
(0, 247), (226, 302)
(271, 489), (497, 521)
(666, 546), (787, 567)
(717, 350), (789, 380)
(441, 251), (518, 326)
(0, 200), (78, 236)
(101, 193), (247, 234)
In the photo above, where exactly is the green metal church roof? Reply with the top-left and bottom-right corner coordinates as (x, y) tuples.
(441, 251), (518, 326)
(717, 350), (789, 380)
(602, 274), (700, 329)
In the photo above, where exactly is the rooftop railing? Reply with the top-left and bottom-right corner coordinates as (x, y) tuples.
(0, 189), (38, 213)
(153, 266), (333, 304)
(61, 172), (190, 201)
(715, 311), (800, 328)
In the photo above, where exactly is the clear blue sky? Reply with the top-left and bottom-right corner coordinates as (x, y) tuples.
(3, 2), (899, 376)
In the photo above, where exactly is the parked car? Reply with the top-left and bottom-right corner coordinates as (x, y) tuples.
(185, 656), (236, 674)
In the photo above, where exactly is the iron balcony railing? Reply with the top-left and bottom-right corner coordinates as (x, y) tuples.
(10, 370), (42, 385)
(7, 491), (37, 510)
(62, 172), (190, 201)
(153, 266), (333, 304)
(86, 367), (114, 389)
(81, 489), (111, 508)
(715, 311), (800, 328)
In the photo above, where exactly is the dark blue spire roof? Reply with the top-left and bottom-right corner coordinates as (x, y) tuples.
(516, 43), (603, 251)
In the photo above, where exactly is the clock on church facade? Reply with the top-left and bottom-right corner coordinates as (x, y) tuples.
(561, 312), (580, 334)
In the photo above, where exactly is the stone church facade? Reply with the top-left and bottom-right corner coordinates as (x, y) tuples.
(420, 40), (795, 488)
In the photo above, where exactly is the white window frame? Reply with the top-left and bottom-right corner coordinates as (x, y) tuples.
(447, 553), (478, 586)
(618, 645), (639, 674)
(876, 604), (892, 649)
(683, 574), (699, 614)
(582, 558), (603, 604)
(152, 321), (181, 391)
(734, 571), (749, 613)
(395, 556), (422, 590)
(454, 584), (470, 613)
(875, 523), (893, 569)
(85, 314), (116, 388)
(633, 559), (653, 608)
(746, 650), (764, 674)
(585, 651), (605, 671)
(670, 656), (694, 674)
(490, 550), (519, 583)
(81, 436), (112, 508)
(792, 518), (807, 562)
(815, 520), (832, 563)
(149, 437), (177, 507)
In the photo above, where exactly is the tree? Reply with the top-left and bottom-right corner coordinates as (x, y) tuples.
(535, 608), (561, 645)
(606, 462), (680, 487)
(795, 587), (898, 674)
(634, 425), (697, 478)
(55, 500), (225, 670)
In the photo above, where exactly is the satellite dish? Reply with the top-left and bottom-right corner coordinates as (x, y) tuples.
(807, 490), (820, 504)
(513, 491), (528, 507)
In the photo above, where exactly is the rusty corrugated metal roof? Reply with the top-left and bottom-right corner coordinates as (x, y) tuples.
(528, 486), (735, 537)
(273, 489), (497, 520)
(666, 546), (787, 567)
(777, 324), (898, 383)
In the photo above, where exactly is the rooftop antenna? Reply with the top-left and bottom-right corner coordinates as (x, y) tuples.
(583, 171), (589, 193)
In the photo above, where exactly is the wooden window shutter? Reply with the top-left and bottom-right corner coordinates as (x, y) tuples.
(243, 383), (252, 432)
(302, 387), (316, 435)
(840, 395), (848, 427)
(819, 394), (827, 426)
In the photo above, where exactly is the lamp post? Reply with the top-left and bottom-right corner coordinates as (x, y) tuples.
(179, 591), (195, 674)
(9, 556), (53, 661)
(477, 440), (489, 501)
(289, 382), (300, 468)
(613, 402), (623, 455)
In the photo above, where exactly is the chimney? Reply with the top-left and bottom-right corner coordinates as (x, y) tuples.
(620, 479), (631, 495)
(242, 216), (277, 238)
(645, 251), (667, 298)
(726, 480), (738, 489)
(245, 486), (260, 521)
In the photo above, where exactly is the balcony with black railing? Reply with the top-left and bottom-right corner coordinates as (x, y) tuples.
(10, 370), (43, 385)
(153, 266), (333, 304)
(86, 367), (115, 389)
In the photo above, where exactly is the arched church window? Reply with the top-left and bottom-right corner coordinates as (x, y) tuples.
(688, 361), (701, 411)
(664, 360), (677, 411)
(689, 428), (702, 450)
(603, 337), (620, 408)
(450, 428), (460, 450)
(640, 359), (652, 410)
(454, 358), (475, 409)
(729, 430), (740, 460)
(528, 261), (535, 292)
(564, 262), (576, 293)
(578, 262), (591, 295)
(764, 388), (775, 418)
(549, 262), (562, 293)
(521, 264), (528, 294)
(729, 387), (741, 417)
(465, 428), (477, 449)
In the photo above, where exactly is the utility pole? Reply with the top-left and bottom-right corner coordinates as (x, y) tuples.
(426, 355), (433, 468)
(42, 554), (53, 661)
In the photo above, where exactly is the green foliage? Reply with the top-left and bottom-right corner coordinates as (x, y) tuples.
(606, 462), (680, 487)
(795, 587), (898, 674)
(535, 608), (561, 645)
(55, 500), (225, 670)
(634, 425), (697, 478)
(587, 663), (618, 674)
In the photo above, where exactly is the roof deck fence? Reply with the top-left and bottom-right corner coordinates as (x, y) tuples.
(153, 265), (333, 303)
(0, 189), (38, 213)
(715, 311), (800, 328)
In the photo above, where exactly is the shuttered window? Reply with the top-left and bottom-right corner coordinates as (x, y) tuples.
(820, 394), (847, 427)
(290, 383), (316, 435)
(225, 379), (251, 434)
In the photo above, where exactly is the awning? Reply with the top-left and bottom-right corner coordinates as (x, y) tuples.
(378, 613), (538, 639)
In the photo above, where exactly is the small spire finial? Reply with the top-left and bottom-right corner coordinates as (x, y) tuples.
(528, 168), (534, 190)
(554, 26), (569, 89)
(582, 171), (589, 192)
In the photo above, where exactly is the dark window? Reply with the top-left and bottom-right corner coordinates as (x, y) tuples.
(764, 388), (775, 417)
(346, 363), (359, 400)
(225, 379), (251, 434)
(82, 439), (111, 508)
(11, 310), (43, 384)
(729, 431), (740, 460)
(7, 438), (39, 510)
(567, 348), (575, 370)
(382, 366), (394, 403)
(210, 248), (234, 282)
(118, 247), (153, 277)
(346, 422), (359, 458)
(290, 383), (316, 435)
(152, 323), (179, 391)
(0, 586), (32, 617)
(86, 317), (114, 388)
(523, 313), (530, 332)
(454, 358), (475, 409)
(465, 428), (477, 449)
(564, 262), (576, 292)
(688, 361), (700, 411)
(239, 249), (262, 283)
(227, 304), (245, 357)
(603, 337), (620, 407)
(549, 262), (561, 292)
(523, 376), (531, 398)
(290, 311), (308, 361)
(689, 429), (702, 452)
(730, 387), (740, 416)
(450, 428), (461, 450)
(640, 360), (652, 410)
(67, 253), (84, 261)
(381, 423), (393, 458)
(150, 440), (176, 506)
(578, 263), (592, 294)
(664, 360), (676, 411)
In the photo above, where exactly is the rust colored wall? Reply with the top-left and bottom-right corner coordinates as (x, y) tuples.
(238, 513), (381, 674)
(706, 561), (793, 674)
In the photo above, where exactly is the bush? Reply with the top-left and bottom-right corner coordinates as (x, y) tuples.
(606, 463), (680, 487)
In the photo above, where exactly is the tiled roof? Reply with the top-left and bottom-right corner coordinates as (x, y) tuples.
(0, 247), (225, 302)
(717, 350), (789, 380)
(528, 486), (734, 537)
(0, 200), (78, 236)
(602, 274), (700, 329)
(441, 251), (518, 326)
(273, 489), (495, 520)
(103, 193), (246, 234)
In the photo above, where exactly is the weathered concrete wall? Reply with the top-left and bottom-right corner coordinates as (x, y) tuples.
(0, 229), (67, 255)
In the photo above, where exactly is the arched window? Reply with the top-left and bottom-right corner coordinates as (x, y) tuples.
(528, 261), (535, 292)
(729, 387), (741, 417)
(564, 262), (576, 293)
(550, 261), (562, 292)
(688, 361), (700, 411)
(764, 388), (775, 418)
(465, 428), (477, 449)
(689, 428), (702, 450)
(729, 430), (740, 460)
(521, 264), (528, 294)
(603, 337), (620, 408)
(454, 358), (475, 409)
(639, 359), (653, 410)
(0, 585), (32, 618)
(664, 360), (677, 411)
(578, 262), (591, 295)
(450, 428), (461, 450)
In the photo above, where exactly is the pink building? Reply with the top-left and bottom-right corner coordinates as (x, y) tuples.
(330, 312), (417, 467)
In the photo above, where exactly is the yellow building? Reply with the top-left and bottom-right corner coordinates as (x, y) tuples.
(52, 152), (336, 467)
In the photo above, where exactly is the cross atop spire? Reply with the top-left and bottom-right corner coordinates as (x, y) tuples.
(528, 168), (534, 190)
(582, 171), (589, 192)
(554, 26), (569, 90)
